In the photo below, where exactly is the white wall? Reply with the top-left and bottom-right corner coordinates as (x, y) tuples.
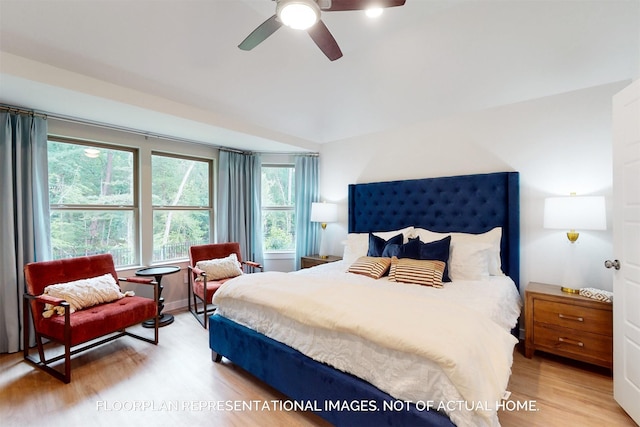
(319, 81), (630, 293)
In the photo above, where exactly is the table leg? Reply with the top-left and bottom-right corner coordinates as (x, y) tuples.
(143, 274), (174, 328)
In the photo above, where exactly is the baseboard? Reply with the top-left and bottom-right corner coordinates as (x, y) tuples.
(164, 298), (188, 313)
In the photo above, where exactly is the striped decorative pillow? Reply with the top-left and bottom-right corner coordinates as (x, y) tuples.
(348, 256), (391, 279)
(389, 257), (446, 288)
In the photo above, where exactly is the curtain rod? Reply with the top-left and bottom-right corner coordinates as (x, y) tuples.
(254, 151), (319, 157)
(0, 105), (47, 120)
(1, 104), (318, 156)
(49, 111), (247, 153)
(0, 103), (238, 151)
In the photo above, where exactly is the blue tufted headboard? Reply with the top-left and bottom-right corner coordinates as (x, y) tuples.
(348, 172), (520, 289)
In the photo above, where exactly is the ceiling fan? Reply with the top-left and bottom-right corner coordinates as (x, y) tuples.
(238, 0), (407, 61)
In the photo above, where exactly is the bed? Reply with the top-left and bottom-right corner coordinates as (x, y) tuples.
(209, 171), (521, 427)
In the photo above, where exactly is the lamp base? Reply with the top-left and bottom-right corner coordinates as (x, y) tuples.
(561, 286), (580, 294)
(566, 230), (579, 243)
(318, 227), (328, 260)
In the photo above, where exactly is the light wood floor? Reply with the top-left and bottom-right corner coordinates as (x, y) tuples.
(1, 310), (635, 427)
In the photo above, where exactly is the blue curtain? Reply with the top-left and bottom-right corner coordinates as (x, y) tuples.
(0, 112), (51, 353)
(217, 150), (264, 266)
(294, 155), (319, 270)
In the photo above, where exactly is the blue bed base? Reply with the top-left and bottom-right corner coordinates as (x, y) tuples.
(209, 315), (454, 427)
(210, 171), (519, 426)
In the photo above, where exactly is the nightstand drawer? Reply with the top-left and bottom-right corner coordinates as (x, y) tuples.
(300, 255), (342, 269)
(533, 324), (613, 364)
(534, 299), (612, 335)
(301, 258), (326, 269)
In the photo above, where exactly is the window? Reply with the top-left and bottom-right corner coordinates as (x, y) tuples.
(262, 165), (295, 251)
(152, 153), (212, 262)
(48, 138), (138, 266)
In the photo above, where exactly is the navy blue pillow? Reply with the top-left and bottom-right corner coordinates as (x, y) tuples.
(367, 233), (403, 257)
(381, 238), (421, 259)
(411, 236), (452, 282)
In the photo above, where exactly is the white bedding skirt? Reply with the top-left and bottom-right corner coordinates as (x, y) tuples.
(214, 261), (521, 427)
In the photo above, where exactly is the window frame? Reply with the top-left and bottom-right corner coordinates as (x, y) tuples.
(48, 136), (140, 267)
(261, 163), (296, 254)
(151, 151), (214, 263)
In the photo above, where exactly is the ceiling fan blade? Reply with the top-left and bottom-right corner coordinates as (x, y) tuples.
(307, 20), (343, 61)
(238, 14), (282, 51)
(324, 0), (406, 12)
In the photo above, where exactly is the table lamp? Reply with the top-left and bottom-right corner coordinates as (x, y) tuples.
(543, 193), (606, 292)
(311, 202), (338, 258)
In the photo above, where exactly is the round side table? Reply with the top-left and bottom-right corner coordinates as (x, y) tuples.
(135, 265), (180, 327)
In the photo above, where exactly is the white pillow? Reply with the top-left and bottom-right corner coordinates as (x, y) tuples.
(373, 226), (414, 243)
(448, 243), (492, 281)
(412, 227), (504, 276)
(342, 234), (369, 265)
(196, 253), (243, 281)
(342, 227), (414, 265)
(44, 273), (125, 313)
(452, 227), (503, 276)
(411, 228), (445, 243)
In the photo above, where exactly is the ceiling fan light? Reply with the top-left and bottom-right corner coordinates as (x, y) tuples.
(365, 8), (383, 18)
(277, 0), (320, 30)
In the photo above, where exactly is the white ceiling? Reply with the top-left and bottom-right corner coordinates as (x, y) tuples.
(0, 0), (638, 152)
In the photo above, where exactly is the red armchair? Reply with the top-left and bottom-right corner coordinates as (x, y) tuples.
(188, 242), (262, 328)
(23, 254), (159, 383)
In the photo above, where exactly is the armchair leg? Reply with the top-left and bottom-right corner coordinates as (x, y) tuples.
(23, 349), (71, 383)
(26, 328), (159, 384)
(125, 281), (159, 345)
(187, 275), (193, 313)
(22, 295), (71, 383)
(187, 273), (205, 328)
(22, 294), (157, 384)
(64, 308), (71, 382)
(22, 297), (31, 361)
(203, 287), (208, 329)
(22, 331), (72, 383)
(188, 294), (218, 329)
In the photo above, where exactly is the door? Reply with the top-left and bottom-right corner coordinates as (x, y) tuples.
(612, 79), (640, 424)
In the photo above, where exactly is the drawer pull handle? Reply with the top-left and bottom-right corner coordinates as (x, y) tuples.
(558, 313), (584, 322)
(558, 337), (584, 347)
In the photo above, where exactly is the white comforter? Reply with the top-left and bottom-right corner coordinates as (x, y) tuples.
(213, 261), (521, 427)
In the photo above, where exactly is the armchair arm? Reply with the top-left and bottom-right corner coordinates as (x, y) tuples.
(187, 265), (207, 280)
(118, 277), (159, 303)
(35, 294), (66, 306)
(118, 276), (156, 285)
(193, 267), (206, 276)
(242, 260), (264, 273)
(24, 292), (71, 319)
(24, 292), (69, 308)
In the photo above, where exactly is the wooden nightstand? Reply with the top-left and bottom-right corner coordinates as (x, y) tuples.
(525, 282), (613, 369)
(300, 255), (342, 269)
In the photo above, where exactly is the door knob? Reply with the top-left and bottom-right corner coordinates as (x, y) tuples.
(604, 259), (620, 270)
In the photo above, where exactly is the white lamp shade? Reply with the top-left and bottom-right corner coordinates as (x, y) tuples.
(310, 202), (338, 224)
(543, 196), (606, 230)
